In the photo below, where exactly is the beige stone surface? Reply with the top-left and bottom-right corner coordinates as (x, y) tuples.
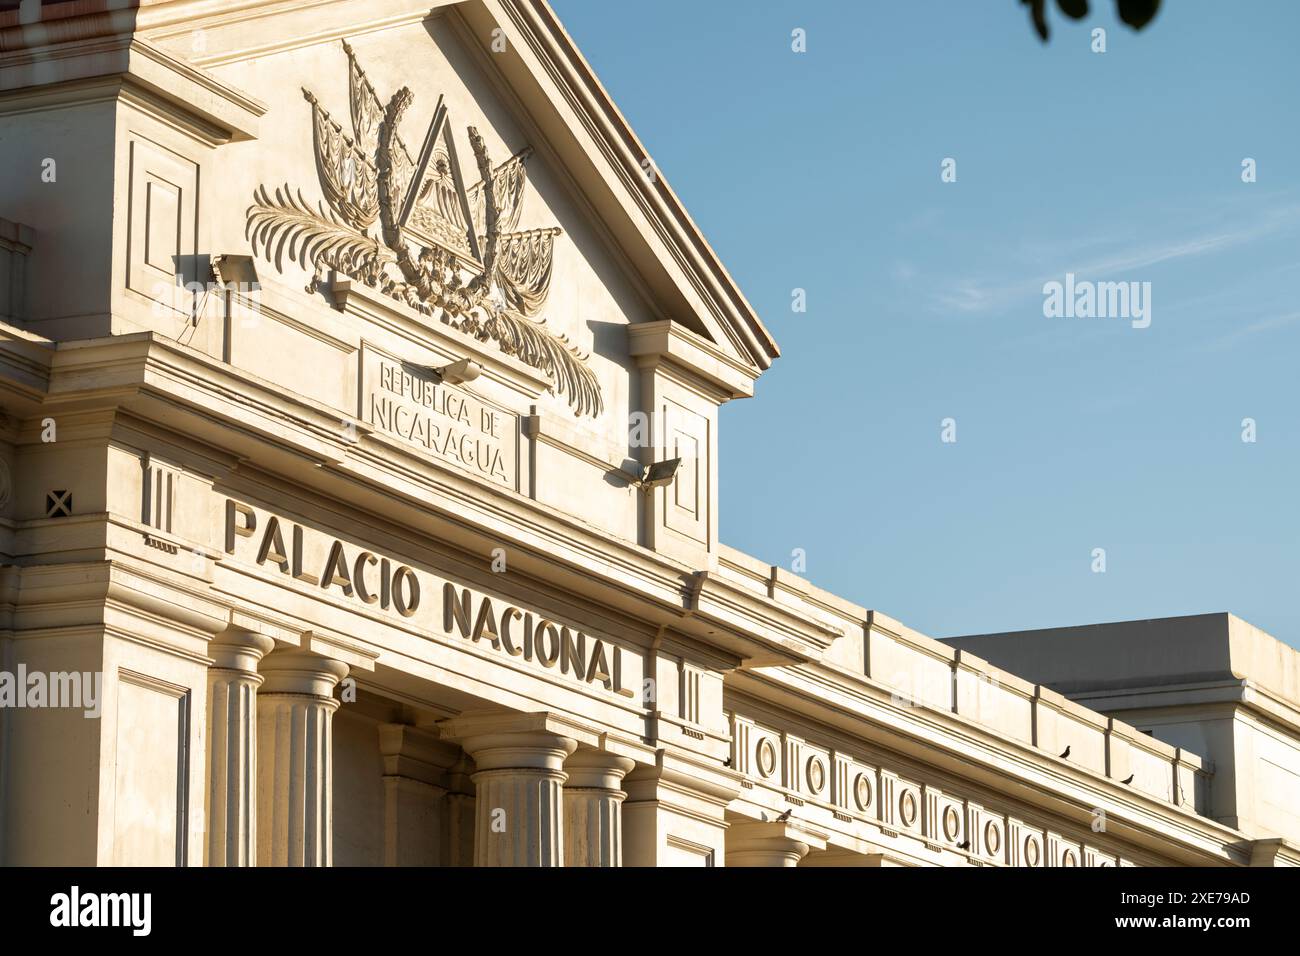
(0, 0), (1296, 869)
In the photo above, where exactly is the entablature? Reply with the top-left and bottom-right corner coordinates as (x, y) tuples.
(725, 664), (1240, 867)
(23, 332), (832, 674)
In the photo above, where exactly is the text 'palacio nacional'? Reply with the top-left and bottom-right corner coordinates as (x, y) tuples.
(0, 0), (1297, 868)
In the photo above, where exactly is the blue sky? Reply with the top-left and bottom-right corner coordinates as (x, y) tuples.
(551, 1), (1300, 647)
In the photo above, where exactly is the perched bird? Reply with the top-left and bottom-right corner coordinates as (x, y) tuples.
(957, 840), (971, 850)
(1059, 746), (1071, 759)
(1121, 774), (1135, 785)
(723, 757), (731, 768)
(775, 809), (793, 822)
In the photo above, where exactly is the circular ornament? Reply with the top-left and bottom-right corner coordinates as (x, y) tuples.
(942, 805), (961, 842)
(806, 755), (826, 794)
(899, 790), (919, 827)
(853, 773), (873, 811)
(984, 821), (1002, 856)
(1024, 836), (1042, 867)
(755, 738), (777, 778)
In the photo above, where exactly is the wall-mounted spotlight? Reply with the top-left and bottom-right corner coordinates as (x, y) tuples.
(210, 254), (259, 288)
(621, 457), (682, 490)
(432, 357), (482, 385)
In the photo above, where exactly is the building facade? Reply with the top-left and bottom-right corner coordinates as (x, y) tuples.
(0, 0), (1296, 867)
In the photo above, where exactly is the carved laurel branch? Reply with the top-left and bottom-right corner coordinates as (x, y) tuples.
(245, 184), (393, 292)
(487, 310), (604, 418)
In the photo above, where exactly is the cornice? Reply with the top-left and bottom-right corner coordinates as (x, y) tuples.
(457, 0), (779, 369)
(0, 324), (54, 409)
(0, 35), (264, 141)
(1249, 837), (1300, 867)
(143, 0), (451, 67)
(689, 569), (839, 665)
(729, 663), (1246, 865)
(0, 7), (139, 51)
(12, 557), (230, 643)
(628, 320), (757, 401)
(38, 332), (831, 669)
(1069, 677), (1300, 746)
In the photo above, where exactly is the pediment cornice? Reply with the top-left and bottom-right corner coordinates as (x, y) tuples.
(129, 0), (779, 372)
(462, 0), (779, 370)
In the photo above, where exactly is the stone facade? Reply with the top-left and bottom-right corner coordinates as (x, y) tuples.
(0, 0), (1295, 867)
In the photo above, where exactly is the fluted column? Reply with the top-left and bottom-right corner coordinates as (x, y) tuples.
(441, 713), (577, 867)
(206, 630), (275, 866)
(564, 750), (635, 867)
(256, 650), (349, 867)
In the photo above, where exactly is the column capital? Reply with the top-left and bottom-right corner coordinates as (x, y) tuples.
(439, 711), (580, 772)
(458, 731), (577, 773)
(565, 749), (636, 791)
(726, 819), (828, 867)
(208, 629), (276, 674)
(259, 650), (349, 699)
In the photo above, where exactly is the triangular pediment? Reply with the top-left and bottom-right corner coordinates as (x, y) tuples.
(149, 0), (777, 380)
(135, 0), (774, 452)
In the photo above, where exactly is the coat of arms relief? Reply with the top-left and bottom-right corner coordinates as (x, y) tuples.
(246, 41), (603, 417)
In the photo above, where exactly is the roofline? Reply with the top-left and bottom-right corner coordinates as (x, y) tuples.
(483, 0), (780, 368)
(1, 0), (781, 370)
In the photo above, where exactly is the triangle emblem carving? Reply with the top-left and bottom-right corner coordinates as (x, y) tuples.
(246, 40), (603, 418)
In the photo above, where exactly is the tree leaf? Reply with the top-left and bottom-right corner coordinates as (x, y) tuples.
(1057, 0), (1089, 20)
(1117, 0), (1160, 30)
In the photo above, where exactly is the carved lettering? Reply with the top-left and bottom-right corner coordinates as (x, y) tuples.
(363, 352), (516, 487)
(227, 500), (634, 698)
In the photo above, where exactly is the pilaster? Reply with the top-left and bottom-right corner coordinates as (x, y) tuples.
(622, 750), (742, 866)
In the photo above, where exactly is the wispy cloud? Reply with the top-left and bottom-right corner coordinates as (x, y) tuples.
(920, 200), (1300, 317)
(1197, 310), (1300, 353)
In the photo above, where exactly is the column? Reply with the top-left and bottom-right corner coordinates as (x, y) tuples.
(726, 820), (827, 867)
(564, 749), (635, 867)
(256, 650), (349, 867)
(439, 713), (577, 867)
(206, 630), (275, 866)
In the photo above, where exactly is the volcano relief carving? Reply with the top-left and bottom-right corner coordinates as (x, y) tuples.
(247, 41), (603, 417)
